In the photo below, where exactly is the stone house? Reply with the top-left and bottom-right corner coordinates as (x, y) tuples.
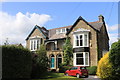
(26, 15), (109, 70)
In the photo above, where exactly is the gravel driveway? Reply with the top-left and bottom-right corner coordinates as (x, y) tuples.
(83, 75), (101, 80)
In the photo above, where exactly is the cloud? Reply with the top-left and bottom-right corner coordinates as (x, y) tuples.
(106, 24), (118, 32)
(108, 33), (118, 46)
(106, 24), (118, 47)
(0, 11), (52, 47)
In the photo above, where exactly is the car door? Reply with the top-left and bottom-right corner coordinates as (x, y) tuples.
(72, 67), (78, 76)
(69, 67), (74, 76)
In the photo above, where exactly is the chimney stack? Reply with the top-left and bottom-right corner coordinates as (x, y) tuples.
(98, 15), (104, 22)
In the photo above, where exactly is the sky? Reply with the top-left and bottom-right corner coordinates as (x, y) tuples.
(0, 2), (119, 48)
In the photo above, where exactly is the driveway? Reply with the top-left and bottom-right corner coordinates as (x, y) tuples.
(83, 75), (101, 80)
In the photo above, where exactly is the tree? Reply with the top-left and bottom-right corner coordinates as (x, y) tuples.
(36, 44), (49, 69)
(109, 40), (120, 79)
(4, 38), (9, 45)
(63, 36), (73, 66)
(31, 44), (49, 78)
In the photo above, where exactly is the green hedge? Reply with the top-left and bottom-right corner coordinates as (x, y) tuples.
(31, 44), (49, 79)
(87, 66), (97, 75)
(59, 64), (72, 73)
(2, 45), (32, 79)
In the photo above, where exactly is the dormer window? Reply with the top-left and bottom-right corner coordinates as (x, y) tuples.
(56, 28), (66, 34)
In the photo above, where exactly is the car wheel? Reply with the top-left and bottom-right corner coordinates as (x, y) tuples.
(65, 73), (68, 76)
(76, 74), (80, 78)
(85, 75), (89, 78)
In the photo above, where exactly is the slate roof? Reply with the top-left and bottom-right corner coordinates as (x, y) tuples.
(48, 25), (71, 40)
(26, 25), (48, 40)
(89, 21), (103, 31)
(26, 16), (104, 40)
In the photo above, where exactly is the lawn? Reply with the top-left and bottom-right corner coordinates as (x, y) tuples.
(32, 73), (84, 80)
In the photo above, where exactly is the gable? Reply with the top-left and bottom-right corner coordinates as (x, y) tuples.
(66, 16), (98, 35)
(100, 23), (109, 40)
(26, 25), (47, 40)
(67, 16), (99, 35)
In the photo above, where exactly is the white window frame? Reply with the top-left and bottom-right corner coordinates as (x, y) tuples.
(30, 38), (42, 51)
(73, 33), (89, 48)
(56, 28), (66, 34)
(73, 52), (89, 66)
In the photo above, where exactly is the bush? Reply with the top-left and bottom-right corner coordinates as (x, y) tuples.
(59, 64), (72, 73)
(63, 37), (73, 66)
(2, 45), (32, 79)
(97, 52), (113, 79)
(87, 66), (97, 75)
(109, 40), (120, 79)
(31, 44), (49, 79)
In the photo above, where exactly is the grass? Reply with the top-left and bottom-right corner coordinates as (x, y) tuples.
(32, 72), (84, 80)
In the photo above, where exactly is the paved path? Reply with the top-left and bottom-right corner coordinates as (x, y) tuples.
(83, 75), (101, 80)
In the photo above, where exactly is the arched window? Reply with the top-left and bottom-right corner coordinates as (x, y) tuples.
(50, 54), (55, 68)
(57, 54), (62, 68)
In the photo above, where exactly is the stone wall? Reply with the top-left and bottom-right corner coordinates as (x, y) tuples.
(68, 20), (98, 66)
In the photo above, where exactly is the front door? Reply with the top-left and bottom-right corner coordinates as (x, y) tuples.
(51, 57), (55, 68)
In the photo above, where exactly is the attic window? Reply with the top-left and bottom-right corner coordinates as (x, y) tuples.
(56, 28), (66, 34)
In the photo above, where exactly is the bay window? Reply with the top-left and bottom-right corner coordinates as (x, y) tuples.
(74, 52), (89, 66)
(30, 38), (43, 51)
(74, 33), (89, 47)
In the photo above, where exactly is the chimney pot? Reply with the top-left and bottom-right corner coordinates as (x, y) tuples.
(98, 15), (104, 22)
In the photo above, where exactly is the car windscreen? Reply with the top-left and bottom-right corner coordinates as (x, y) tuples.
(80, 67), (86, 70)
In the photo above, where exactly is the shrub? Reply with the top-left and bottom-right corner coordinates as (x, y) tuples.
(2, 45), (32, 79)
(63, 37), (73, 66)
(31, 44), (49, 79)
(97, 52), (113, 79)
(87, 66), (97, 75)
(109, 40), (120, 79)
(59, 64), (72, 73)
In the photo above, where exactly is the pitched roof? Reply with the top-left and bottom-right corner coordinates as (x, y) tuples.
(89, 21), (103, 31)
(26, 16), (104, 40)
(26, 25), (48, 40)
(48, 25), (72, 39)
(66, 16), (103, 35)
(48, 25), (72, 30)
(49, 34), (66, 40)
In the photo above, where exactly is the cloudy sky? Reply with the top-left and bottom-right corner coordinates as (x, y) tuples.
(0, 2), (118, 48)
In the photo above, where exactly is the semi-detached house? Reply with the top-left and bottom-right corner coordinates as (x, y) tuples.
(26, 15), (109, 71)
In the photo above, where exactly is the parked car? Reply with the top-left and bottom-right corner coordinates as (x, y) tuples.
(64, 66), (88, 78)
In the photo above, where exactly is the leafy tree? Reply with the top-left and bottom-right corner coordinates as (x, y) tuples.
(63, 36), (73, 66)
(36, 44), (49, 69)
(109, 40), (120, 79)
(31, 44), (49, 78)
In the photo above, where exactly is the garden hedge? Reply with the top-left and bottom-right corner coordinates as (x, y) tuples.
(87, 66), (97, 75)
(109, 40), (120, 79)
(2, 45), (32, 79)
(59, 64), (72, 73)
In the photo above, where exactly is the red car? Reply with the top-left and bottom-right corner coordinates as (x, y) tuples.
(64, 66), (88, 78)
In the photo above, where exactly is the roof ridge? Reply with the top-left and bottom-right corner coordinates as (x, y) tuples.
(89, 21), (99, 23)
(48, 25), (72, 30)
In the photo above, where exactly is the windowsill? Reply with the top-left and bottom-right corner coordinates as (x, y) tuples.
(74, 65), (89, 66)
(73, 46), (89, 48)
(30, 50), (37, 51)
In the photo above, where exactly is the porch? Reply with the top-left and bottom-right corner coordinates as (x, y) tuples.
(47, 50), (64, 71)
